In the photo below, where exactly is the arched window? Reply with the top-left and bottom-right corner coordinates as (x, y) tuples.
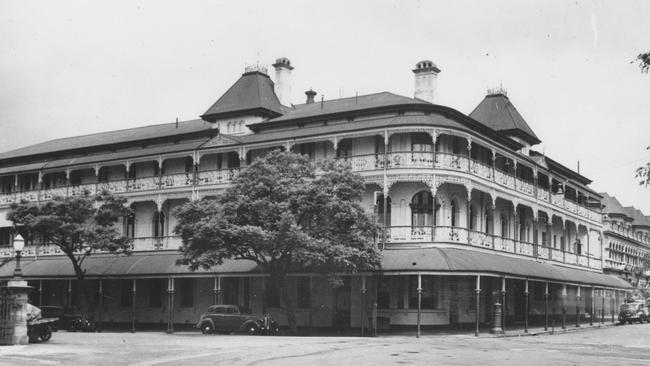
(411, 191), (434, 227)
(484, 210), (493, 234)
(469, 204), (478, 231)
(153, 211), (165, 238)
(376, 194), (392, 228)
(450, 200), (458, 227)
(501, 214), (509, 238)
(124, 213), (135, 238)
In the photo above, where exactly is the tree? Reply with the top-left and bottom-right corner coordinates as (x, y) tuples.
(174, 151), (381, 333)
(8, 190), (132, 318)
(635, 52), (650, 73)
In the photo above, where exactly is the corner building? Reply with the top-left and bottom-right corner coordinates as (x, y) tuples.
(0, 59), (631, 332)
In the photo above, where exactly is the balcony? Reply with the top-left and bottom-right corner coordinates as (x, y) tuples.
(0, 151), (600, 222)
(381, 226), (601, 270)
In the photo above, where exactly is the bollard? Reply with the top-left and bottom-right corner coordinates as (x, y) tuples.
(490, 301), (504, 334)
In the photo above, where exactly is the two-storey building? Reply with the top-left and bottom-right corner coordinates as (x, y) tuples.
(0, 58), (630, 332)
(600, 193), (650, 292)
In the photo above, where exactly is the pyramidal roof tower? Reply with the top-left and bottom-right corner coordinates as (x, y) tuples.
(201, 65), (285, 123)
(470, 88), (541, 151)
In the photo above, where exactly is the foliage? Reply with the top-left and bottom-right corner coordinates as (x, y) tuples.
(8, 190), (133, 314)
(175, 151), (381, 331)
(635, 52), (650, 73)
(636, 146), (650, 186)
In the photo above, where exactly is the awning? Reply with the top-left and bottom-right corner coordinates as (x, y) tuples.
(382, 247), (632, 289)
(0, 247), (633, 289)
(0, 251), (260, 279)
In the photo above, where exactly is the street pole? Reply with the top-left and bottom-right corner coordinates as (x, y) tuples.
(524, 280), (529, 333)
(561, 284), (567, 330)
(475, 275), (480, 337)
(416, 274), (422, 338)
(576, 286), (580, 328)
(544, 282), (549, 331)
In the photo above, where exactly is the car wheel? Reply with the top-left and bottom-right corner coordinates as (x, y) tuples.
(200, 322), (214, 335)
(39, 327), (52, 342)
(246, 324), (258, 335)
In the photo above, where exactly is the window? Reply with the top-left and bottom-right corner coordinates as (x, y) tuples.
(296, 277), (311, 309)
(0, 227), (11, 247)
(337, 140), (353, 158)
(542, 232), (547, 247)
(411, 191), (434, 227)
(178, 278), (194, 308)
(484, 211), (493, 234)
(124, 214), (135, 238)
(411, 133), (432, 152)
(376, 194), (391, 227)
(469, 205), (477, 230)
(148, 279), (164, 308)
(408, 276), (435, 309)
(451, 200), (457, 227)
(377, 277), (390, 309)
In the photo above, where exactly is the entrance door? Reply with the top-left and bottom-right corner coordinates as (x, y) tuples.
(332, 278), (351, 329)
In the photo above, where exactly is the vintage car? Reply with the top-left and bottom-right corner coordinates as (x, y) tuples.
(618, 300), (650, 324)
(196, 304), (279, 335)
(40, 306), (94, 332)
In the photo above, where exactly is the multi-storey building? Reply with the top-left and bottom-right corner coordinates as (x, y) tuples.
(600, 193), (650, 291)
(0, 58), (630, 332)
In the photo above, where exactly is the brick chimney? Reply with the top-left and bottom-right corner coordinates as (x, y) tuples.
(272, 57), (293, 106)
(413, 60), (441, 104)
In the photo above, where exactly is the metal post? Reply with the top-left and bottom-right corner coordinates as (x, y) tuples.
(68, 279), (73, 307)
(98, 279), (103, 332)
(213, 276), (221, 305)
(524, 279), (529, 333)
(610, 291), (615, 324)
(361, 276), (366, 337)
(600, 290), (605, 325)
(544, 282), (549, 331)
(131, 279), (136, 333)
(475, 275), (481, 337)
(576, 286), (580, 328)
(416, 274), (422, 338)
(38, 280), (43, 306)
(561, 284), (567, 330)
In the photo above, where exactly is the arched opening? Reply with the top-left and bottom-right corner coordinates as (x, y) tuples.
(450, 199), (458, 227)
(376, 194), (392, 227)
(411, 191), (434, 228)
(501, 213), (509, 239)
(469, 204), (479, 231)
(153, 211), (165, 238)
(484, 210), (493, 235)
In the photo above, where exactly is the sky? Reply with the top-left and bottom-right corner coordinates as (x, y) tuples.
(1, 0), (649, 212)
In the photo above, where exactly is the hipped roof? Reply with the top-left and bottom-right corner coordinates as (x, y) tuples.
(470, 93), (541, 145)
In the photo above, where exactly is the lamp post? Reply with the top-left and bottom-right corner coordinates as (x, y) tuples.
(7, 233), (30, 345)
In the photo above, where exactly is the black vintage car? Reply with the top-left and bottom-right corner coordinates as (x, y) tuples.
(196, 305), (279, 335)
(40, 306), (94, 332)
(618, 300), (650, 324)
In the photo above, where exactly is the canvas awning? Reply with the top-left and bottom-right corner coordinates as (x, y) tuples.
(381, 247), (632, 289)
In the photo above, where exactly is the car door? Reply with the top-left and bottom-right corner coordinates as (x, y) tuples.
(223, 307), (243, 331)
(210, 306), (226, 330)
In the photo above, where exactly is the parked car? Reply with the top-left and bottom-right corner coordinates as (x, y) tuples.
(618, 300), (649, 324)
(40, 306), (94, 332)
(196, 304), (279, 335)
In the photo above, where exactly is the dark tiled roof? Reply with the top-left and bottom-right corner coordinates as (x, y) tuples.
(0, 119), (214, 162)
(265, 92), (428, 123)
(624, 206), (650, 227)
(469, 93), (541, 145)
(600, 193), (632, 218)
(201, 71), (285, 121)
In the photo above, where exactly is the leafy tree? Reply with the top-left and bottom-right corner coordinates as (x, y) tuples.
(635, 52), (650, 73)
(8, 190), (132, 317)
(174, 151), (381, 333)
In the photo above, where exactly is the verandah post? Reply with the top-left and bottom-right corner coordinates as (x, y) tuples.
(416, 273), (422, 338)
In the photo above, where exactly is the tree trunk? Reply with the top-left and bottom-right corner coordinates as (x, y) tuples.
(275, 274), (298, 334)
(69, 255), (94, 321)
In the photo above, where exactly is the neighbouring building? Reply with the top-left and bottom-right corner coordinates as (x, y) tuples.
(600, 193), (650, 292)
(0, 58), (631, 332)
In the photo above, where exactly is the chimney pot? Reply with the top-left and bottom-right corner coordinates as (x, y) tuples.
(305, 89), (317, 104)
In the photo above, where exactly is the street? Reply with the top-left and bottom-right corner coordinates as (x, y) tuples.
(1, 323), (649, 366)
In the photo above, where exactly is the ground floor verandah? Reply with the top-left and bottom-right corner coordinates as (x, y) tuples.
(0, 248), (632, 335)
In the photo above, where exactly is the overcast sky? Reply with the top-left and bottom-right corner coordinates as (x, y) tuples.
(1, 0), (649, 212)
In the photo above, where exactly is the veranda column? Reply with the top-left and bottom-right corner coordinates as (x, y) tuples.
(590, 287), (595, 326)
(361, 276), (367, 337)
(576, 285), (581, 327)
(561, 284), (567, 330)
(131, 279), (137, 333)
(610, 291), (615, 323)
(524, 279), (529, 333)
(546, 219), (552, 259)
(475, 275), (481, 337)
(501, 277), (507, 332)
(97, 279), (103, 332)
(38, 280), (43, 306)
(600, 289), (605, 325)
(213, 276), (221, 305)
(68, 279), (73, 307)
(544, 282), (549, 331)
(416, 274), (422, 338)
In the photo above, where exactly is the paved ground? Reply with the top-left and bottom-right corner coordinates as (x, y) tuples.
(1, 322), (649, 366)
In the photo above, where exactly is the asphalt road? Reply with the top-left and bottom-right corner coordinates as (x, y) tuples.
(1, 323), (649, 366)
